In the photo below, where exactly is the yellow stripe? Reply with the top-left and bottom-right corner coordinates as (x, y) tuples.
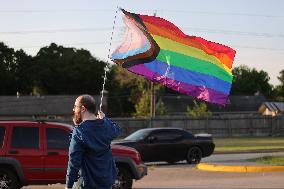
(197, 163), (284, 172)
(152, 35), (232, 75)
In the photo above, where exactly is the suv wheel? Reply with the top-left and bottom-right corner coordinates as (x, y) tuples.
(186, 146), (202, 164)
(0, 168), (20, 189)
(112, 166), (133, 189)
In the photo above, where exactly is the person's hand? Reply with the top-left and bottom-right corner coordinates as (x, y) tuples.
(65, 187), (71, 189)
(97, 111), (105, 119)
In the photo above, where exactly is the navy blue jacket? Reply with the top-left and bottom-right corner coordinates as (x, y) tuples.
(66, 118), (121, 189)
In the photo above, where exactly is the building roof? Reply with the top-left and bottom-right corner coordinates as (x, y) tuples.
(260, 102), (284, 112)
(227, 95), (266, 111)
(0, 95), (105, 116)
(161, 95), (266, 114)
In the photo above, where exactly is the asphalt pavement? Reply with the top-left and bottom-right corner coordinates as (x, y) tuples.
(22, 152), (284, 189)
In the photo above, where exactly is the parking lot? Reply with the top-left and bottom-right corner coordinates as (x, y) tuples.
(133, 163), (284, 188)
(22, 152), (284, 189)
(23, 162), (284, 189)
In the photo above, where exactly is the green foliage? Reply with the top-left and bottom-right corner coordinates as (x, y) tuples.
(32, 43), (106, 94)
(214, 137), (284, 153)
(155, 99), (167, 116)
(107, 66), (167, 117)
(106, 66), (135, 116)
(186, 101), (212, 118)
(253, 156), (284, 166)
(133, 90), (151, 117)
(231, 65), (273, 97)
(106, 66), (147, 116)
(0, 42), (107, 95)
(273, 70), (284, 101)
(132, 90), (167, 118)
(0, 42), (33, 95)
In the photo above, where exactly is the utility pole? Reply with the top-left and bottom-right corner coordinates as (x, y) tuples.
(149, 81), (155, 127)
(150, 10), (157, 128)
(150, 82), (155, 117)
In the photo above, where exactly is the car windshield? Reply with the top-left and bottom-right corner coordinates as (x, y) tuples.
(124, 129), (151, 141)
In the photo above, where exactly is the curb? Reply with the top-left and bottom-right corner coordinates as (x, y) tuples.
(196, 163), (284, 172)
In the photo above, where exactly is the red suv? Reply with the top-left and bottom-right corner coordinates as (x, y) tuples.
(0, 121), (147, 189)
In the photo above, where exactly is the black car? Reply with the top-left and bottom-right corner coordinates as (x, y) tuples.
(113, 128), (215, 164)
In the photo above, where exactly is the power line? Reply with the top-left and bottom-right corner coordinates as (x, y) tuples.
(1, 26), (283, 40)
(232, 45), (284, 52)
(0, 27), (115, 35)
(13, 41), (120, 49)
(11, 42), (284, 52)
(0, 9), (115, 13)
(183, 27), (284, 39)
(156, 9), (284, 19)
(0, 8), (283, 19)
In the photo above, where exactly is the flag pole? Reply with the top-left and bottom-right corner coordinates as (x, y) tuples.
(150, 10), (157, 128)
(99, 6), (119, 112)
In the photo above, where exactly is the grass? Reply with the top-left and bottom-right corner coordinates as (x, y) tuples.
(250, 156), (284, 166)
(213, 137), (284, 153)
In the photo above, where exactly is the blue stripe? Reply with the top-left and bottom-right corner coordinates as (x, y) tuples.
(111, 41), (150, 60)
(144, 59), (231, 94)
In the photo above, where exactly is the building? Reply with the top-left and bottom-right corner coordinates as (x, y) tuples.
(161, 95), (267, 116)
(258, 102), (284, 116)
(0, 95), (107, 121)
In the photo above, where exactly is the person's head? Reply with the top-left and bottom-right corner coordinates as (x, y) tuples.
(73, 94), (97, 125)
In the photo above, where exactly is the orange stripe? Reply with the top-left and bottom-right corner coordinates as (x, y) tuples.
(143, 22), (234, 69)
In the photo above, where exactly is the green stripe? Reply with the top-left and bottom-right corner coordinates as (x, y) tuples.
(156, 49), (233, 83)
(152, 35), (232, 75)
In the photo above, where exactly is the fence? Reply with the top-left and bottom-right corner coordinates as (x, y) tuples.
(112, 115), (284, 137)
(1, 115), (283, 137)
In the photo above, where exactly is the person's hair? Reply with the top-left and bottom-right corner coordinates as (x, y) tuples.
(78, 94), (97, 114)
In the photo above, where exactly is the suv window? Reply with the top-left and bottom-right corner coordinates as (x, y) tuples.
(0, 126), (5, 148)
(46, 128), (69, 149)
(11, 127), (39, 148)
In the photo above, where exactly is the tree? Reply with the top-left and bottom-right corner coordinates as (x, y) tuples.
(274, 70), (284, 101)
(13, 50), (35, 94)
(33, 43), (106, 94)
(133, 89), (151, 117)
(0, 42), (33, 95)
(106, 66), (136, 116)
(155, 98), (167, 116)
(133, 89), (167, 118)
(0, 42), (16, 95)
(231, 65), (273, 97)
(186, 101), (212, 118)
(107, 66), (167, 117)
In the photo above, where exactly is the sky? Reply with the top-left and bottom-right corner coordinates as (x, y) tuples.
(1, 0), (283, 86)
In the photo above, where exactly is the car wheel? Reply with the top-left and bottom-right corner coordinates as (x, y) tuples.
(0, 168), (20, 189)
(186, 146), (202, 164)
(112, 166), (133, 189)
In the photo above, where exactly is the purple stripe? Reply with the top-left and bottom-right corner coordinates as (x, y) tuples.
(128, 64), (228, 106)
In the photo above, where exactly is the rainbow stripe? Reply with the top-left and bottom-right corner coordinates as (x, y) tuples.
(111, 9), (236, 106)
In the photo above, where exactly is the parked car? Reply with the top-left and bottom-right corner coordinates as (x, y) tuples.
(113, 128), (215, 164)
(0, 121), (147, 189)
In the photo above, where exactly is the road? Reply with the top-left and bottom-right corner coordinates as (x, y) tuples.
(22, 165), (284, 189)
(133, 163), (284, 188)
(23, 152), (284, 189)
